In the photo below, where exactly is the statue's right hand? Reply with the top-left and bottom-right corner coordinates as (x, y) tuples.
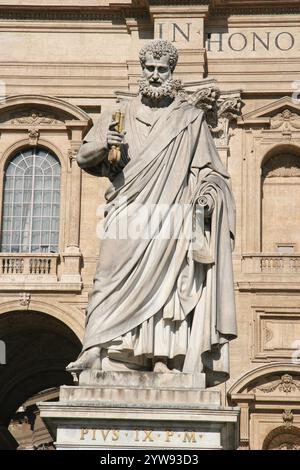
(107, 120), (125, 148)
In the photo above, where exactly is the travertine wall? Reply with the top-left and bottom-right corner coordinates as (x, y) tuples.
(0, 0), (300, 450)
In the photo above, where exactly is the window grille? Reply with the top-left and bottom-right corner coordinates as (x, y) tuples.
(1, 148), (61, 253)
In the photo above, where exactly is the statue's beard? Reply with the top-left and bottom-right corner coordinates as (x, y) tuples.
(139, 77), (182, 101)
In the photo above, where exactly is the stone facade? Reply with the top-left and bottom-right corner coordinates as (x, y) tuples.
(0, 0), (300, 450)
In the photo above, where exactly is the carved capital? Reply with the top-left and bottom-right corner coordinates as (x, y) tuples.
(182, 80), (244, 147)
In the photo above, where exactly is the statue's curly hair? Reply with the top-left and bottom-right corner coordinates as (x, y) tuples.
(139, 39), (178, 72)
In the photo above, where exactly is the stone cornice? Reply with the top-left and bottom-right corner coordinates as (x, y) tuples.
(148, 0), (209, 4)
(149, 6), (209, 16)
(212, 0), (300, 6)
(0, 9), (150, 22)
(0, 1), (299, 21)
(213, 7), (300, 16)
(0, 0), (135, 7)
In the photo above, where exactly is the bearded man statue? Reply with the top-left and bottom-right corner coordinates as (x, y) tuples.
(67, 39), (237, 387)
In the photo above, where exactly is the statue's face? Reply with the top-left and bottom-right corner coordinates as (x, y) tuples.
(143, 52), (172, 87)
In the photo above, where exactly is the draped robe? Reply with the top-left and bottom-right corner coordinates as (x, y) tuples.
(79, 95), (237, 386)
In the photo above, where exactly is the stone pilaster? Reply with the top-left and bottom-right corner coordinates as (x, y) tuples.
(61, 120), (88, 284)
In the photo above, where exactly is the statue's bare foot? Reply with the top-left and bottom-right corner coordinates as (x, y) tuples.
(153, 360), (171, 373)
(66, 346), (101, 372)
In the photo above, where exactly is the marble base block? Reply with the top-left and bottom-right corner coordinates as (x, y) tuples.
(39, 371), (240, 450)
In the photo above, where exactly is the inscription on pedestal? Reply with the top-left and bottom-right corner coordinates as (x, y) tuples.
(57, 426), (220, 449)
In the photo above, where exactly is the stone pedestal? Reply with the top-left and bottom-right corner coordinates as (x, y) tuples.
(39, 371), (240, 450)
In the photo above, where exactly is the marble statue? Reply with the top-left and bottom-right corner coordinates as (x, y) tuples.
(67, 39), (237, 386)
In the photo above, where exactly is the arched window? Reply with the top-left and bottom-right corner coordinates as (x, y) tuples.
(1, 148), (61, 253)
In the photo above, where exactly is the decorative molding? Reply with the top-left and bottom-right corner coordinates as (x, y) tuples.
(68, 146), (82, 167)
(19, 292), (31, 308)
(228, 363), (300, 397)
(242, 253), (300, 274)
(183, 81), (244, 146)
(9, 109), (62, 125)
(238, 97), (300, 126)
(0, 95), (92, 125)
(264, 327), (273, 344)
(251, 308), (300, 362)
(262, 154), (300, 178)
(213, 7), (300, 16)
(185, 85), (220, 114)
(255, 374), (300, 394)
(28, 127), (39, 146)
(271, 109), (300, 133)
(283, 409), (294, 429)
(149, 0), (209, 4)
(0, 9), (149, 22)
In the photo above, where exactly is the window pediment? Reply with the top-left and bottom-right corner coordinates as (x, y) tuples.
(0, 95), (91, 128)
(228, 364), (300, 396)
(238, 97), (300, 126)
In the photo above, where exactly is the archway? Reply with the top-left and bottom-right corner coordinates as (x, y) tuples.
(263, 426), (300, 450)
(228, 364), (300, 450)
(0, 310), (81, 449)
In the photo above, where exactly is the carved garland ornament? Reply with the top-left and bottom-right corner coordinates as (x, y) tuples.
(9, 109), (62, 125)
(271, 109), (300, 131)
(256, 374), (300, 394)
